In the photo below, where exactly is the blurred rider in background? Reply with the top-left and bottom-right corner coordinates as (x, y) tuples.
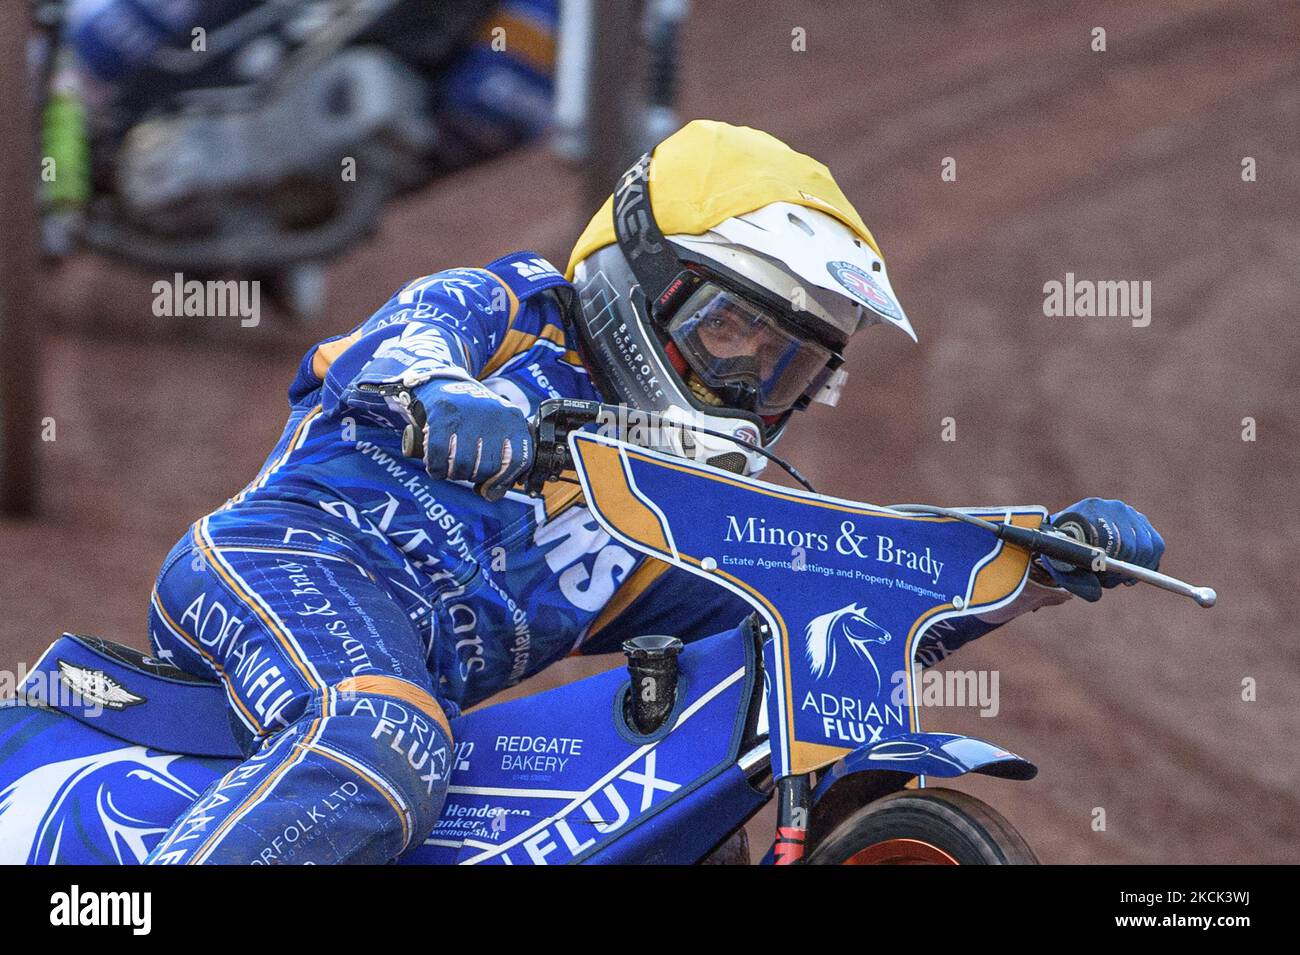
(63, 0), (558, 172)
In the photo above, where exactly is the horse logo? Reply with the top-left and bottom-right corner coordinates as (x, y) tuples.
(0, 747), (200, 864)
(804, 602), (892, 689)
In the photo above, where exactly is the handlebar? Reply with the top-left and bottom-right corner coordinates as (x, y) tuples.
(373, 386), (1217, 609)
(995, 522), (1217, 608)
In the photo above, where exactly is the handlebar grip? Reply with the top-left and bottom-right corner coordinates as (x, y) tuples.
(392, 389), (582, 496)
(998, 520), (1216, 608)
(996, 523), (1102, 571)
(1050, 510), (1100, 548)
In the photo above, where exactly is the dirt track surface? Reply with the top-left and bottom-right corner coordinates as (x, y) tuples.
(2, 0), (1297, 862)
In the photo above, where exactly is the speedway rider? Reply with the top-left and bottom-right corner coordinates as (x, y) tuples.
(145, 121), (1164, 864)
(63, 0), (558, 171)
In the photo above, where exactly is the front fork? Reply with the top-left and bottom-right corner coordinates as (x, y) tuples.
(774, 774), (812, 865)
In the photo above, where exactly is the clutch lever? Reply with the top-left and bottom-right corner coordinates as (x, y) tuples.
(356, 384), (430, 459)
(523, 398), (606, 496)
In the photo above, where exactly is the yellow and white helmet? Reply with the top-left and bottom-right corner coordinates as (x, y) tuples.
(566, 120), (914, 475)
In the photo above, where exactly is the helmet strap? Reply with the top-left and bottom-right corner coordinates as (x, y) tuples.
(662, 340), (690, 377)
(612, 152), (682, 317)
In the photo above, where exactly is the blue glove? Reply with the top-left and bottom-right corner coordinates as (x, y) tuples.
(411, 376), (532, 501)
(1042, 498), (1165, 602)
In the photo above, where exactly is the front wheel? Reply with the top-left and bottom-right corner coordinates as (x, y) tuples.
(807, 787), (1039, 865)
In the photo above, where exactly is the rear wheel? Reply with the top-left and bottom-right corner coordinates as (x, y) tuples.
(807, 787), (1038, 865)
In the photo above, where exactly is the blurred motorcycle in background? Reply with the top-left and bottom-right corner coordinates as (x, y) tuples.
(28, 0), (687, 319)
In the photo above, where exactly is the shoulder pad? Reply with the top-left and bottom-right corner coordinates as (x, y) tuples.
(483, 251), (572, 303)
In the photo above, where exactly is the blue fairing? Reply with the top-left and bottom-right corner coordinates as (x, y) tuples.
(0, 625), (761, 865)
(0, 702), (231, 865)
(812, 731), (1036, 807)
(403, 624), (760, 865)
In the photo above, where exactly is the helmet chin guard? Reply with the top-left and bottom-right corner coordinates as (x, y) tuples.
(571, 245), (773, 475)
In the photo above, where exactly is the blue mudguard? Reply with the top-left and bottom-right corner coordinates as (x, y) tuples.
(812, 731), (1036, 808)
(16, 634), (246, 758)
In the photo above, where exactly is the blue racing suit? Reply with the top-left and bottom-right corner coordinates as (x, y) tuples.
(144, 251), (1067, 864)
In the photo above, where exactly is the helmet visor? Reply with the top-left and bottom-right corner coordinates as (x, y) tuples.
(666, 283), (834, 415)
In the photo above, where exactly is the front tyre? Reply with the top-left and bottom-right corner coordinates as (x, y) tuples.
(807, 788), (1039, 865)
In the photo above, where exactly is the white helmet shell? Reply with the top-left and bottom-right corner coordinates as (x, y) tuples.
(668, 201), (917, 343)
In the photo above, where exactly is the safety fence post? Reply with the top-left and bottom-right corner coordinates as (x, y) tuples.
(582, 0), (643, 213)
(0, 1), (43, 515)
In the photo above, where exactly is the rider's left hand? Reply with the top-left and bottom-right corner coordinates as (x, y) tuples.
(1041, 497), (1165, 601)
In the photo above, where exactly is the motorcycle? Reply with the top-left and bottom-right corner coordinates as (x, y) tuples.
(0, 400), (1216, 864)
(28, 0), (686, 318)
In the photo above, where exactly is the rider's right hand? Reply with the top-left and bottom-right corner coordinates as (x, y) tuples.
(411, 376), (533, 501)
